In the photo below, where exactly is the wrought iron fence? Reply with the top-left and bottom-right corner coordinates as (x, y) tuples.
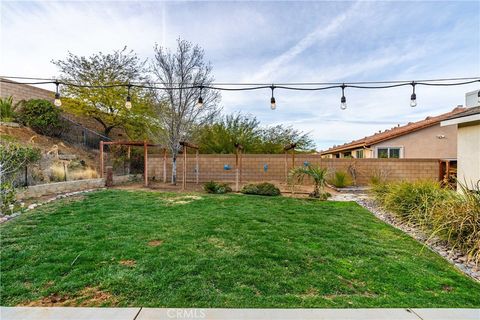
(59, 116), (111, 150)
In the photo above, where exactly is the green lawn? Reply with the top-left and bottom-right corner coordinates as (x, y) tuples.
(1, 190), (480, 307)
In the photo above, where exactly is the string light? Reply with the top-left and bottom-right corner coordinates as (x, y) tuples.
(270, 85), (276, 110)
(477, 89), (480, 103)
(54, 81), (62, 107)
(0, 76), (478, 112)
(340, 84), (347, 110)
(197, 86), (204, 108)
(410, 82), (417, 107)
(125, 84), (132, 110)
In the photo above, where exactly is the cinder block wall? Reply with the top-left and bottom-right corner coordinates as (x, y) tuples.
(146, 154), (439, 186)
(0, 79), (53, 103)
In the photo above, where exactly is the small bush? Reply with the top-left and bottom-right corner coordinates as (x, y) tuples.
(204, 181), (232, 194)
(17, 99), (64, 137)
(0, 96), (15, 121)
(241, 182), (281, 196)
(0, 182), (17, 215)
(329, 170), (352, 188)
(309, 191), (331, 200)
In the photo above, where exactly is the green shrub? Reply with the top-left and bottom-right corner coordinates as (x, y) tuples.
(241, 182), (281, 196)
(329, 170), (352, 188)
(371, 180), (480, 265)
(0, 182), (17, 215)
(203, 181), (232, 194)
(17, 99), (64, 137)
(0, 96), (15, 121)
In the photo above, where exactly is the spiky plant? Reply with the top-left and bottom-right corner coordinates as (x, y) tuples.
(289, 166), (328, 198)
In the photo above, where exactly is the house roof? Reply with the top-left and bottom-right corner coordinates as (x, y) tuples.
(321, 106), (466, 155)
(443, 106), (480, 121)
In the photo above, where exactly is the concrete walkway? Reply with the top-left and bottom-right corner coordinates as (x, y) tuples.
(1, 307), (479, 320)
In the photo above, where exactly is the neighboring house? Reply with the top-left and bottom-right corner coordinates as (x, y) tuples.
(321, 107), (466, 159)
(441, 106), (480, 190)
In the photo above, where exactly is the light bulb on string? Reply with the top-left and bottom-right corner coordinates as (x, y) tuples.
(410, 82), (417, 107)
(197, 86), (204, 108)
(340, 84), (347, 110)
(54, 81), (62, 107)
(270, 85), (276, 110)
(125, 84), (132, 110)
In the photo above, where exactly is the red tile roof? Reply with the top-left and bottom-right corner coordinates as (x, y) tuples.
(321, 106), (466, 155)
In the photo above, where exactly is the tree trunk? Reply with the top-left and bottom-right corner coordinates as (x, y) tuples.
(171, 154), (177, 185)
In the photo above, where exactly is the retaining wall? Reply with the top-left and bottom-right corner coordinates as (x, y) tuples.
(16, 178), (105, 199)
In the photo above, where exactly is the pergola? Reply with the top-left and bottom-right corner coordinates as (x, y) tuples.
(284, 142), (297, 182)
(179, 141), (199, 190)
(100, 140), (164, 187)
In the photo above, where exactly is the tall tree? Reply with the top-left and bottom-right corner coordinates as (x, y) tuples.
(196, 113), (316, 154)
(52, 47), (150, 138)
(151, 39), (221, 184)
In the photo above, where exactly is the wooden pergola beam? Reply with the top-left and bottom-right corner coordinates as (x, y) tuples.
(179, 141), (199, 149)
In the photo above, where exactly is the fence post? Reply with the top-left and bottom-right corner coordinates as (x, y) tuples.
(182, 145), (187, 191)
(24, 165), (28, 187)
(163, 148), (167, 183)
(100, 141), (104, 178)
(195, 149), (199, 184)
(144, 140), (148, 187)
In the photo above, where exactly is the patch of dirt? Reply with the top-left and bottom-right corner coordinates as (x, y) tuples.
(19, 287), (117, 307)
(148, 240), (164, 247)
(442, 285), (454, 292)
(164, 195), (203, 205)
(0, 125), (99, 169)
(298, 288), (319, 298)
(207, 237), (241, 254)
(322, 292), (377, 300)
(119, 259), (136, 267)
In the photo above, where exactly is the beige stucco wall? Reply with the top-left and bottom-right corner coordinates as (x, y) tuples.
(373, 124), (457, 159)
(457, 122), (480, 189)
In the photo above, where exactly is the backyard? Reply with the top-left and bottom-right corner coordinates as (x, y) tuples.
(1, 189), (479, 308)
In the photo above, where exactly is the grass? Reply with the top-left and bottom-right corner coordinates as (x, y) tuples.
(1, 190), (480, 307)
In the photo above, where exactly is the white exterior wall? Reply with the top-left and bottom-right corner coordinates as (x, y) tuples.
(457, 123), (480, 189)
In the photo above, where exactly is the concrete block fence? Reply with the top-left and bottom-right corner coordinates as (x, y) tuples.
(145, 154), (440, 186)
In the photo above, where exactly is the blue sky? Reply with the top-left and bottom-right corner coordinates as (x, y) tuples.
(1, 0), (479, 150)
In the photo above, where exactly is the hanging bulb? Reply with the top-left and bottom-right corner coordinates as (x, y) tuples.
(270, 97), (276, 110)
(197, 96), (204, 108)
(125, 96), (132, 110)
(410, 82), (417, 107)
(270, 85), (276, 110)
(54, 82), (62, 107)
(410, 93), (417, 107)
(197, 86), (204, 108)
(340, 96), (347, 110)
(477, 90), (480, 103)
(125, 84), (132, 110)
(340, 84), (347, 110)
(54, 92), (62, 107)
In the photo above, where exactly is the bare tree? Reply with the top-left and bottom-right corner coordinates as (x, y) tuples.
(151, 39), (221, 184)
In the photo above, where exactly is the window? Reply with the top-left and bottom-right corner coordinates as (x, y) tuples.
(355, 150), (364, 158)
(377, 147), (401, 159)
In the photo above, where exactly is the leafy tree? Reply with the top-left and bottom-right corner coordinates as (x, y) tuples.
(52, 47), (151, 138)
(258, 125), (315, 153)
(151, 39), (221, 184)
(197, 113), (261, 154)
(196, 113), (316, 154)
